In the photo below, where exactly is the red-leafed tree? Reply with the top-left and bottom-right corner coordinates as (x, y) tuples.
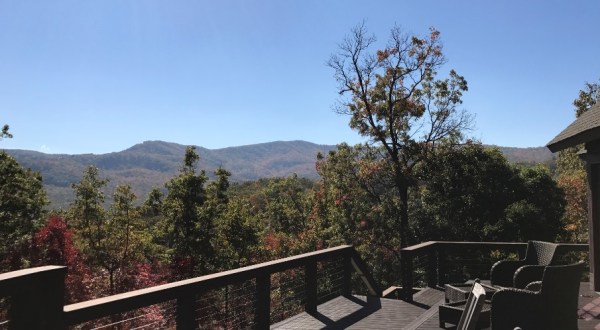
(32, 215), (91, 303)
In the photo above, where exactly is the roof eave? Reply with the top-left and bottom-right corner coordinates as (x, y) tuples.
(547, 127), (600, 153)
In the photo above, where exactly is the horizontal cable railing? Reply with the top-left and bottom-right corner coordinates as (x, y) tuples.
(400, 241), (589, 302)
(0, 245), (381, 329)
(0, 297), (8, 330)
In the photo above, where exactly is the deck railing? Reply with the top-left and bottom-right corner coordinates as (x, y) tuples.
(0, 245), (381, 329)
(399, 241), (589, 302)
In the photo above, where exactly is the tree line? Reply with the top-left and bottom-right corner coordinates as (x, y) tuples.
(0, 142), (575, 300)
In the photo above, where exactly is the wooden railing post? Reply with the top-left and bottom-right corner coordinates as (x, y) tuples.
(400, 251), (414, 302)
(427, 246), (437, 288)
(437, 246), (447, 287)
(342, 253), (352, 298)
(0, 266), (67, 330)
(305, 260), (317, 314)
(176, 292), (195, 330)
(255, 273), (271, 329)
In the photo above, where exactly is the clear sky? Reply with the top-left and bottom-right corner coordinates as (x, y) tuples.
(1, 0), (599, 155)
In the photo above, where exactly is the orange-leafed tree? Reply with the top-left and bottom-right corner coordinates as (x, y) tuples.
(327, 23), (472, 247)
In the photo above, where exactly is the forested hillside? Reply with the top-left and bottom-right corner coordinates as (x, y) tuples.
(6, 140), (337, 208)
(5, 140), (553, 208)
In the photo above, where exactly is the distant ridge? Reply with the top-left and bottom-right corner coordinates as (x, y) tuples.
(4, 140), (554, 208)
(5, 140), (337, 208)
(486, 145), (555, 164)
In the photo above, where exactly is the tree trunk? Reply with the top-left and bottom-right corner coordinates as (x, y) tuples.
(109, 269), (115, 295)
(399, 184), (409, 248)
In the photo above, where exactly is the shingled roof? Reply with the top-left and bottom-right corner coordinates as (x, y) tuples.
(547, 103), (600, 152)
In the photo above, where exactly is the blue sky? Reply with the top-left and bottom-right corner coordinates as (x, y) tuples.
(1, 1), (599, 155)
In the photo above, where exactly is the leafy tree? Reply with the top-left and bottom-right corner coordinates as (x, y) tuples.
(557, 171), (588, 242)
(32, 215), (91, 303)
(413, 144), (518, 241)
(163, 146), (213, 276)
(142, 187), (164, 217)
(573, 80), (600, 117)
(1, 124), (12, 140)
(413, 144), (565, 242)
(328, 23), (471, 247)
(501, 165), (565, 241)
(0, 152), (47, 270)
(259, 174), (312, 235)
(139, 187), (172, 262)
(214, 199), (261, 270)
(68, 166), (108, 259)
(69, 167), (152, 294)
(103, 184), (146, 293)
(314, 143), (401, 287)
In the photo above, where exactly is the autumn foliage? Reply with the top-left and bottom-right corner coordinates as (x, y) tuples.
(32, 215), (91, 303)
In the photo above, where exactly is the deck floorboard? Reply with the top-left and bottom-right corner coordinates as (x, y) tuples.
(271, 282), (600, 329)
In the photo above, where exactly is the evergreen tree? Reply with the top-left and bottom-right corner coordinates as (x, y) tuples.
(163, 146), (213, 276)
(0, 152), (47, 270)
(68, 166), (108, 258)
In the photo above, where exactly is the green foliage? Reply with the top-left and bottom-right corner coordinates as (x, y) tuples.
(0, 152), (47, 270)
(260, 174), (312, 234)
(1, 124), (12, 140)
(556, 146), (585, 175)
(163, 146), (209, 259)
(313, 143), (401, 287)
(413, 144), (517, 241)
(413, 144), (565, 242)
(68, 166), (108, 259)
(162, 146), (236, 277)
(102, 184), (151, 293)
(69, 165), (157, 294)
(573, 80), (600, 117)
(214, 199), (261, 270)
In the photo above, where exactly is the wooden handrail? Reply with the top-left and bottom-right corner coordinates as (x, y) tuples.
(0, 245), (380, 329)
(59, 244), (379, 328)
(64, 245), (345, 323)
(399, 241), (589, 302)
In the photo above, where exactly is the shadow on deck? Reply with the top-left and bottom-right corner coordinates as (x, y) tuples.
(273, 283), (600, 330)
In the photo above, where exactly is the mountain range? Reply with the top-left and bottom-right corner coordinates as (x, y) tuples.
(4, 140), (555, 209)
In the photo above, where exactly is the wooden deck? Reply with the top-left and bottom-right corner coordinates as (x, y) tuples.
(272, 283), (600, 329)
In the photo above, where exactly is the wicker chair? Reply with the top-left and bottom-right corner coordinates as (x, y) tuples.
(490, 240), (560, 288)
(490, 262), (584, 330)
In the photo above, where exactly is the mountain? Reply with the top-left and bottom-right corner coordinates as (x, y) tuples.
(5, 140), (337, 209)
(488, 145), (555, 164)
(4, 140), (555, 209)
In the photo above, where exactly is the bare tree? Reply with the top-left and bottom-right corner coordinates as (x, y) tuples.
(328, 23), (472, 247)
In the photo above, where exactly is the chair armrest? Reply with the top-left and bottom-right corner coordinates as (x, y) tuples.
(524, 281), (542, 292)
(513, 265), (546, 289)
(491, 288), (542, 330)
(491, 260), (526, 287)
